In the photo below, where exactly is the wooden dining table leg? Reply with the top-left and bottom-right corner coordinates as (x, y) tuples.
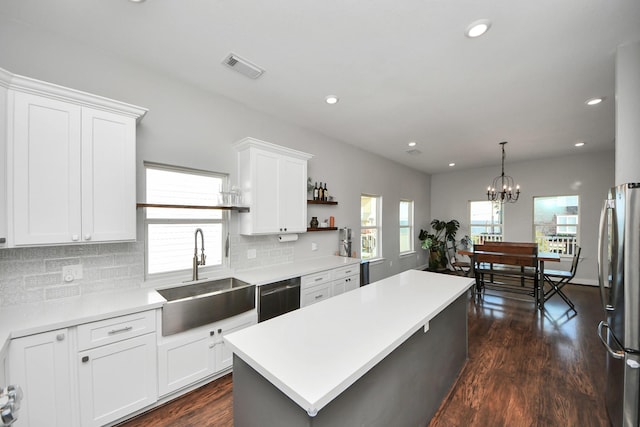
(539, 260), (545, 309)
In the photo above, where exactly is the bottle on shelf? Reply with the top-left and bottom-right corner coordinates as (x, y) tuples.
(323, 183), (328, 201)
(318, 182), (324, 201)
(313, 182), (319, 200)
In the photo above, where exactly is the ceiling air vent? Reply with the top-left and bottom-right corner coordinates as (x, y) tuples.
(222, 53), (265, 79)
(406, 148), (422, 155)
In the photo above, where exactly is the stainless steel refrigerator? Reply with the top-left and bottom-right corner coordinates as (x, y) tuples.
(597, 182), (640, 427)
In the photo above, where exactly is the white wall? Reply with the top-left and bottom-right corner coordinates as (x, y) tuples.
(430, 150), (614, 285)
(0, 20), (430, 305)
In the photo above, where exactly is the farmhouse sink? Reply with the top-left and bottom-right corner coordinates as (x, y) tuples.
(158, 278), (255, 336)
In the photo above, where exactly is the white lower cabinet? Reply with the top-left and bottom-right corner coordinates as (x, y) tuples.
(9, 329), (73, 427)
(216, 313), (257, 371)
(301, 270), (332, 307)
(332, 265), (360, 297)
(76, 310), (157, 427)
(301, 264), (360, 307)
(157, 310), (256, 397)
(78, 333), (157, 427)
(301, 282), (332, 307)
(157, 328), (216, 396)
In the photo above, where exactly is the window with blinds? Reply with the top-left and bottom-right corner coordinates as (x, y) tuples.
(144, 163), (228, 277)
(361, 194), (382, 260)
(399, 200), (414, 254)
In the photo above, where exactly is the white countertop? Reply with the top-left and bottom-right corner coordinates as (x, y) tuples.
(234, 256), (361, 285)
(0, 288), (165, 349)
(0, 256), (360, 354)
(224, 269), (474, 417)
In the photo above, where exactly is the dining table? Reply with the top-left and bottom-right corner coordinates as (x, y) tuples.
(457, 248), (561, 308)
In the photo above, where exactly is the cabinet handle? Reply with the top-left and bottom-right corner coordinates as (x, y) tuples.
(315, 294), (324, 299)
(209, 343), (217, 349)
(72, 235), (79, 241)
(345, 270), (352, 274)
(0, 238), (5, 244)
(218, 328), (222, 334)
(56, 333), (65, 341)
(210, 330), (215, 336)
(315, 278), (323, 282)
(84, 234), (91, 241)
(82, 356), (89, 363)
(108, 326), (133, 335)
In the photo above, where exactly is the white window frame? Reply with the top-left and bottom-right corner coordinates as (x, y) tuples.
(399, 199), (414, 255)
(469, 200), (504, 244)
(143, 162), (229, 281)
(533, 195), (580, 257)
(556, 215), (578, 235)
(361, 194), (382, 261)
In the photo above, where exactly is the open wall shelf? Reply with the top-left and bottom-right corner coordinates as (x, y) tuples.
(307, 200), (338, 205)
(136, 203), (249, 212)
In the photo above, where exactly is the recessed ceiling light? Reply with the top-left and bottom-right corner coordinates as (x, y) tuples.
(465, 19), (491, 38)
(325, 95), (339, 105)
(129, 0), (146, 3)
(449, 163), (456, 167)
(408, 141), (417, 147)
(586, 97), (604, 106)
(575, 142), (586, 147)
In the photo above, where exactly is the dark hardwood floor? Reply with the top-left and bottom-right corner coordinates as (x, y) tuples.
(119, 284), (609, 427)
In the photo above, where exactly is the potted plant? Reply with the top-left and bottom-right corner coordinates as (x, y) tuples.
(419, 219), (460, 271)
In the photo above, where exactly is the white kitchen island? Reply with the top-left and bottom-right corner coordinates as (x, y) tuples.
(224, 269), (474, 427)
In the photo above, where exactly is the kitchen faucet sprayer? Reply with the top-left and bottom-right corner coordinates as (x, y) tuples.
(193, 228), (206, 281)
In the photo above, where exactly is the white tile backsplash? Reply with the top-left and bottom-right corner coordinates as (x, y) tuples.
(230, 234), (295, 270)
(0, 234), (297, 307)
(0, 242), (144, 307)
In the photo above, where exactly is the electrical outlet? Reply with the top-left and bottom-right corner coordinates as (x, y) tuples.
(247, 248), (257, 259)
(311, 242), (318, 251)
(62, 264), (83, 282)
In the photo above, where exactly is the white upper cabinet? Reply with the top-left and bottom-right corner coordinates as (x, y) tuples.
(0, 71), (8, 248)
(234, 137), (312, 235)
(10, 92), (83, 245)
(81, 107), (137, 242)
(1, 67), (146, 246)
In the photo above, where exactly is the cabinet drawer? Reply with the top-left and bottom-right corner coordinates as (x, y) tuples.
(77, 310), (156, 351)
(301, 283), (331, 307)
(333, 265), (359, 280)
(301, 271), (331, 288)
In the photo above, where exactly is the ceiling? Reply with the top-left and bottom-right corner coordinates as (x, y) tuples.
(2, 0), (640, 174)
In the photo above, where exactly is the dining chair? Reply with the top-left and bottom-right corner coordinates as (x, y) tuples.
(542, 245), (581, 312)
(446, 240), (471, 277)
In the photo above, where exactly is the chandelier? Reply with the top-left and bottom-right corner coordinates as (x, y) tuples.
(486, 141), (520, 203)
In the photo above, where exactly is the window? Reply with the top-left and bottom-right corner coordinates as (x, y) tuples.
(361, 194), (382, 260)
(469, 201), (503, 244)
(534, 195), (579, 255)
(399, 200), (414, 254)
(144, 163), (228, 277)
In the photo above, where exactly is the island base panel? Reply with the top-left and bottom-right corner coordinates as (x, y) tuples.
(233, 292), (468, 427)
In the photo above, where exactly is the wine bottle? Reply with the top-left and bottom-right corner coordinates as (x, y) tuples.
(318, 182), (324, 201)
(323, 183), (328, 201)
(313, 182), (319, 200)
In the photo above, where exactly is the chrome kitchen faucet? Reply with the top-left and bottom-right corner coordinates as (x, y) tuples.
(192, 228), (206, 281)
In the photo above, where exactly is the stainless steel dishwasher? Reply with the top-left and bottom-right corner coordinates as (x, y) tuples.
(258, 277), (301, 322)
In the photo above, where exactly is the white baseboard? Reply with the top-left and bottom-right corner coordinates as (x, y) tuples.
(571, 277), (598, 286)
